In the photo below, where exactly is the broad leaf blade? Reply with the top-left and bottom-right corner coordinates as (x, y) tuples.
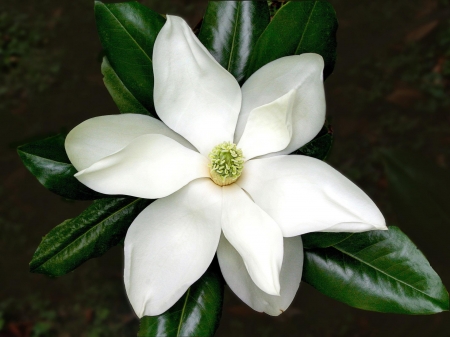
(293, 125), (333, 160)
(17, 135), (103, 200)
(198, 1), (270, 84)
(302, 232), (353, 249)
(30, 197), (152, 277)
(95, 1), (165, 114)
(303, 227), (449, 314)
(247, 1), (337, 79)
(138, 264), (224, 337)
(101, 57), (151, 116)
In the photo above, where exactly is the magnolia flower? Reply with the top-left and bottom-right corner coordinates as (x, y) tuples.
(65, 16), (386, 317)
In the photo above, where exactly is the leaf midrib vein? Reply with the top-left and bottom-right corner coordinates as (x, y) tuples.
(332, 245), (439, 302)
(295, 1), (317, 55)
(37, 198), (142, 268)
(19, 149), (71, 167)
(176, 288), (191, 336)
(227, 2), (241, 72)
(104, 4), (153, 64)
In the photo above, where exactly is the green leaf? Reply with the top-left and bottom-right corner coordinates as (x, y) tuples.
(30, 197), (152, 277)
(293, 125), (333, 160)
(138, 263), (224, 337)
(101, 56), (151, 116)
(302, 226), (449, 314)
(198, 1), (270, 84)
(380, 150), (450, 250)
(247, 1), (338, 79)
(17, 135), (103, 200)
(95, 1), (165, 114)
(302, 232), (353, 249)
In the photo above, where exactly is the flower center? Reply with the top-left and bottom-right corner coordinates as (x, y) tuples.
(209, 142), (244, 186)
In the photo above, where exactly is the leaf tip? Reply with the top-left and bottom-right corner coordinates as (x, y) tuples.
(28, 261), (37, 273)
(29, 250), (43, 273)
(94, 1), (105, 12)
(16, 147), (26, 160)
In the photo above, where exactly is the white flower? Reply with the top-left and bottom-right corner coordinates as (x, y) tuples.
(65, 16), (386, 317)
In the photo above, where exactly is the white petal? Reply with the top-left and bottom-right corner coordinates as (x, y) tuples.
(124, 178), (222, 317)
(234, 54), (325, 156)
(153, 15), (242, 156)
(75, 134), (209, 199)
(222, 184), (283, 295)
(65, 114), (195, 171)
(237, 90), (295, 160)
(238, 156), (386, 236)
(217, 234), (303, 316)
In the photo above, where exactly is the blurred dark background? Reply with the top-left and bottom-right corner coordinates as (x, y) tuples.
(1, 0), (449, 336)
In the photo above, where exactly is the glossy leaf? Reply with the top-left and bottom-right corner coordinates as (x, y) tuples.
(381, 149), (450, 252)
(292, 125), (333, 160)
(95, 1), (165, 113)
(17, 135), (103, 200)
(303, 226), (449, 314)
(138, 263), (224, 337)
(247, 1), (338, 79)
(198, 1), (270, 84)
(101, 57), (152, 116)
(302, 232), (353, 249)
(30, 197), (152, 277)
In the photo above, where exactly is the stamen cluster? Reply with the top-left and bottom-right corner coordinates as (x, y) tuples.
(209, 142), (244, 186)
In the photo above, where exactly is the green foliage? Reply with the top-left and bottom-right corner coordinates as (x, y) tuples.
(101, 57), (152, 116)
(247, 1), (338, 79)
(139, 264), (224, 337)
(30, 197), (152, 277)
(302, 231), (353, 249)
(17, 134), (103, 200)
(302, 226), (449, 314)
(267, 1), (287, 17)
(198, 1), (270, 84)
(95, 1), (165, 114)
(11, 1), (450, 336)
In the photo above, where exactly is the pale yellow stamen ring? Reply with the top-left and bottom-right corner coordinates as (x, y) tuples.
(209, 142), (244, 186)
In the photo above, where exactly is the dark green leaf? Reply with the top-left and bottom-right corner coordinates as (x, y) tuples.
(17, 135), (103, 200)
(198, 1), (270, 84)
(95, 1), (165, 114)
(303, 226), (449, 314)
(293, 125), (333, 160)
(302, 232), (353, 249)
(30, 197), (152, 277)
(138, 262), (224, 337)
(380, 149), (450, 252)
(101, 56), (151, 116)
(247, 1), (338, 79)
